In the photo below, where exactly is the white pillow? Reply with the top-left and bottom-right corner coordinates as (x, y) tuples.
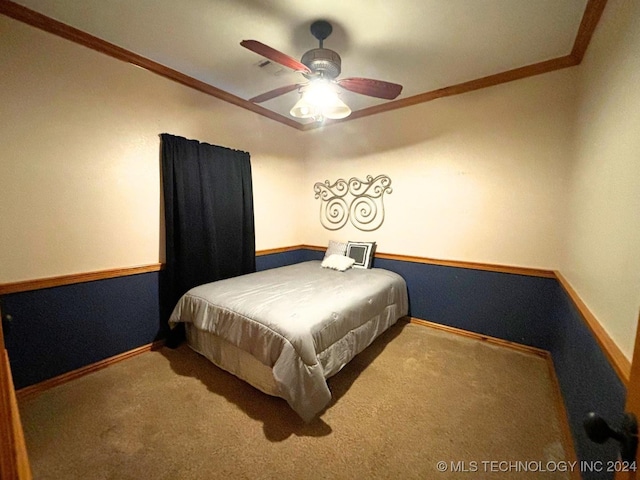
(321, 254), (356, 272)
(323, 240), (347, 259)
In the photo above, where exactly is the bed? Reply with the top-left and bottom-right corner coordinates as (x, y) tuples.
(168, 260), (408, 422)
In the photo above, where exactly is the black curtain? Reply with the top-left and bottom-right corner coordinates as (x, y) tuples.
(160, 134), (255, 343)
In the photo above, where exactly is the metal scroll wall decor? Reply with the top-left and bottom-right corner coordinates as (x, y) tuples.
(313, 174), (392, 231)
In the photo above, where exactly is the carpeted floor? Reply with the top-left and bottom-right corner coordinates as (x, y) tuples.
(19, 321), (572, 479)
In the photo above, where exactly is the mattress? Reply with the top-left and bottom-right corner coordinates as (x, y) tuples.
(169, 260), (408, 421)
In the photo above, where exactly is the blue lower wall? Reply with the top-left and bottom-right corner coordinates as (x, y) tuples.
(1, 248), (625, 478)
(2, 272), (161, 389)
(373, 257), (559, 350)
(548, 284), (626, 476)
(256, 248), (322, 271)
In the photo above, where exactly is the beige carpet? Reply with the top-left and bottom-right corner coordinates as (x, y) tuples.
(19, 321), (571, 479)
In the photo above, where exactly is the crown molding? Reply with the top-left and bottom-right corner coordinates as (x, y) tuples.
(0, 0), (607, 130)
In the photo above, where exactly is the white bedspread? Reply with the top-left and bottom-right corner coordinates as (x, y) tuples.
(168, 260), (408, 421)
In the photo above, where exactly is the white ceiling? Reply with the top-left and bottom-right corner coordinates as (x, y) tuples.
(12, 0), (589, 125)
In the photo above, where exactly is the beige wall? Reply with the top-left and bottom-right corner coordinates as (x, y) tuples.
(302, 68), (575, 269)
(561, 0), (640, 359)
(0, 16), (305, 282)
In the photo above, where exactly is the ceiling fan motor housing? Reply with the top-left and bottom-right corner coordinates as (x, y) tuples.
(301, 48), (341, 78)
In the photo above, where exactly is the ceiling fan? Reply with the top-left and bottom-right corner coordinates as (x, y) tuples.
(241, 20), (403, 120)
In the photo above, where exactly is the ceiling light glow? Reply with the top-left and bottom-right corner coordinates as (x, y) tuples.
(290, 81), (351, 120)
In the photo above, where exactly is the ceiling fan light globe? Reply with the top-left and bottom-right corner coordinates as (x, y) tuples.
(303, 82), (351, 118)
(321, 96), (351, 119)
(290, 97), (319, 118)
(290, 81), (351, 120)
